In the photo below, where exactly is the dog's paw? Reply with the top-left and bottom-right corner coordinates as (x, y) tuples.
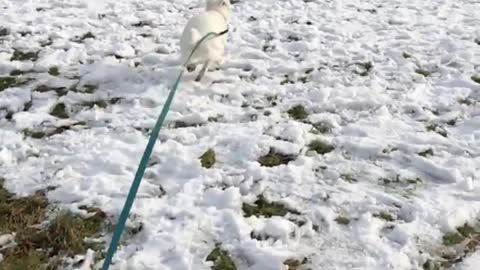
(186, 64), (196, 72)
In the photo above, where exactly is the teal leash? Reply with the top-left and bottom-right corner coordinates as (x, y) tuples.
(101, 30), (228, 270)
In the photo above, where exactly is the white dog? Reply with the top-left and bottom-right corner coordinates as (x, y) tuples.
(180, 0), (232, 82)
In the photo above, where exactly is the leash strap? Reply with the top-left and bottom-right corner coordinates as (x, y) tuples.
(101, 30), (227, 270)
(217, 29), (229, 36)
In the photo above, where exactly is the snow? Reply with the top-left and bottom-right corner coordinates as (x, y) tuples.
(0, 233), (15, 249)
(456, 251), (480, 270)
(1, 0), (480, 269)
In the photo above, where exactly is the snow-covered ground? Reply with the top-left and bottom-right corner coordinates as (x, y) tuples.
(1, 0), (480, 269)
(456, 251), (480, 270)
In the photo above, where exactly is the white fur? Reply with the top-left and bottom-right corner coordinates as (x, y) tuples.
(180, 0), (232, 73)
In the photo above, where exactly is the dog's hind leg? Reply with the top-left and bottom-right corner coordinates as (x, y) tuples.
(195, 60), (210, 82)
(208, 58), (224, 71)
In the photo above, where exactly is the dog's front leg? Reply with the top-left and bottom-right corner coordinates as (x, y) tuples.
(195, 60), (210, 82)
(208, 58), (225, 71)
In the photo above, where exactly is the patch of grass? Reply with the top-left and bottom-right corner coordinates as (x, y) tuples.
(242, 194), (300, 218)
(82, 100), (108, 109)
(132, 21), (151, 27)
(110, 97), (122, 105)
(379, 175), (423, 198)
(382, 147), (399, 154)
(199, 149), (216, 169)
(78, 206), (107, 220)
(24, 99), (33, 111)
(287, 105), (307, 120)
(311, 121), (332, 134)
(340, 174), (358, 183)
(38, 212), (105, 256)
(297, 76), (308, 83)
(50, 103), (69, 119)
(457, 223), (476, 237)
(266, 95), (278, 106)
(11, 49), (39, 61)
(4, 111), (14, 121)
(353, 61), (373, 76)
(426, 107), (440, 116)
(171, 121), (205, 129)
(158, 186), (167, 197)
(82, 32), (96, 39)
(9, 69), (25, 76)
(379, 174), (402, 185)
(286, 35), (301, 42)
(426, 123), (447, 138)
(373, 211), (395, 222)
(206, 246), (236, 270)
(262, 44), (275, 52)
(250, 230), (269, 241)
(380, 175), (400, 185)
(0, 178), (11, 202)
(406, 178), (422, 185)
(283, 258), (308, 270)
(258, 148), (296, 167)
(208, 115), (222, 122)
(287, 216), (307, 228)
(0, 76), (33, 92)
(73, 32), (95, 42)
(3, 211), (105, 268)
(48, 67), (60, 76)
(442, 223), (477, 247)
(0, 250), (52, 270)
(471, 75), (480, 84)
(304, 67), (315, 74)
(24, 130), (49, 139)
(446, 118), (456, 126)
(23, 123), (84, 139)
(34, 85), (68, 96)
(415, 68), (431, 77)
(307, 140), (335, 155)
(249, 114), (258, 121)
(0, 76), (17, 91)
(83, 84), (98, 93)
(79, 96), (121, 110)
(281, 75), (295, 85)
(442, 232), (465, 246)
(40, 38), (53, 47)
(0, 181), (50, 268)
(19, 31), (32, 37)
(1, 180), (106, 269)
(335, 216), (350, 225)
(0, 27), (10, 36)
(0, 181), (49, 234)
(458, 97), (474, 106)
(418, 148), (434, 157)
